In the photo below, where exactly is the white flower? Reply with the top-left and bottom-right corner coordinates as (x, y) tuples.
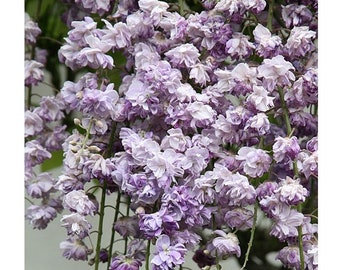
(246, 85), (275, 111)
(257, 55), (295, 91)
(165, 43), (200, 68)
(63, 190), (97, 216)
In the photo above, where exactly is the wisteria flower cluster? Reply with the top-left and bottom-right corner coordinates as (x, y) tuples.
(25, 0), (318, 269)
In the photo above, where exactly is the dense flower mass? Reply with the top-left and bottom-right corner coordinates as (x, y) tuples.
(25, 0), (318, 269)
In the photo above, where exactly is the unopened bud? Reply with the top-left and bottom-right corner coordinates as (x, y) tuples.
(76, 91), (83, 99)
(70, 145), (79, 153)
(88, 145), (101, 153)
(74, 118), (81, 126)
(135, 206), (145, 215)
(95, 119), (104, 128)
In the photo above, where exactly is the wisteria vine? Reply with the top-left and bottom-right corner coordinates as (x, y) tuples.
(25, 0), (318, 269)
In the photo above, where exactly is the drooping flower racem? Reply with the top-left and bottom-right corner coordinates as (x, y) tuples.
(24, 1), (318, 269)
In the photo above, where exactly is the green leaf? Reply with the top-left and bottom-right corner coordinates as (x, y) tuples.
(41, 149), (63, 172)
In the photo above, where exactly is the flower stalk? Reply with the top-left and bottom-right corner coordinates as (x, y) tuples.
(94, 180), (107, 270)
(240, 201), (258, 270)
(278, 86), (305, 269)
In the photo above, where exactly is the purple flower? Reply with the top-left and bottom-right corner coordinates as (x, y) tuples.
(164, 43), (200, 68)
(25, 110), (44, 137)
(138, 0), (169, 26)
(286, 67), (318, 107)
(67, 16), (97, 44)
(58, 38), (83, 70)
(25, 60), (44, 86)
(123, 173), (161, 205)
(275, 176), (308, 205)
(63, 190), (97, 216)
(257, 55), (295, 92)
(78, 34), (114, 68)
(299, 151), (318, 179)
(124, 77), (158, 116)
(60, 72), (98, 111)
(114, 216), (140, 238)
(25, 12), (41, 44)
(83, 153), (114, 179)
(284, 26), (316, 58)
(281, 4), (313, 28)
(253, 24), (282, 58)
(60, 213), (92, 239)
(189, 63), (211, 86)
(192, 173), (216, 204)
(34, 48), (48, 65)
(58, 17), (114, 70)
(25, 172), (55, 198)
(26, 204), (57, 229)
(270, 205), (304, 241)
(290, 110), (317, 137)
(306, 136), (318, 152)
(236, 146), (272, 178)
(273, 136), (301, 164)
(160, 128), (192, 152)
(139, 211), (164, 239)
(35, 95), (65, 122)
(75, 0), (112, 16)
(212, 117), (236, 145)
(40, 124), (69, 151)
(25, 140), (52, 168)
(246, 85), (275, 112)
(244, 112), (271, 136)
(305, 243), (318, 269)
(220, 172), (256, 207)
(161, 185), (211, 227)
(59, 238), (89, 261)
(101, 20), (132, 49)
(126, 239), (146, 261)
(146, 148), (184, 181)
(224, 207), (254, 230)
(182, 146), (210, 176)
(139, 209), (179, 239)
(54, 173), (84, 193)
(276, 245), (301, 269)
(246, 0), (267, 14)
(256, 181), (278, 201)
(207, 230), (241, 258)
(109, 255), (142, 270)
(214, 0), (266, 19)
(171, 230), (201, 251)
(225, 33), (255, 60)
(151, 234), (186, 269)
(227, 63), (259, 96)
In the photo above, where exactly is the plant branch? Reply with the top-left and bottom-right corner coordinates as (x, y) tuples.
(240, 201), (258, 270)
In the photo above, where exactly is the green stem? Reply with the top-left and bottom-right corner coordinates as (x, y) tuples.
(278, 87), (292, 135)
(124, 198), (131, 255)
(297, 204), (305, 270)
(240, 201), (258, 270)
(81, 118), (94, 152)
(266, 0), (274, 32)
(25, 197), (35, 205)
(107, 191), (121, 270)
(179, 0), (184, 16)
(94, 181), (107, 270)
(104, 122), (117, 158)
(278, 87), (305, 269)
(278, 87), (299, 175)
(145, 239), (151, 270)
(27, 86), (33, 110)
